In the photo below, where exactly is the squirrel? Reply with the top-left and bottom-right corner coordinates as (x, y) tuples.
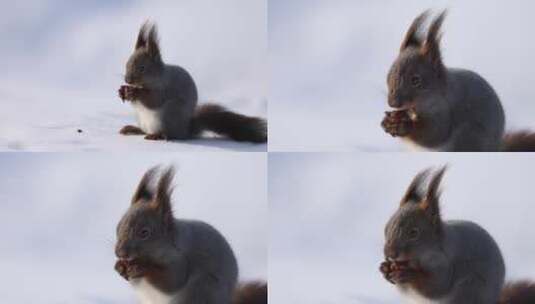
(381, 10), (535, 152)
(114, 166), (267, 304)
(380, 166), (535, 304)
(118, 22), (267, 143)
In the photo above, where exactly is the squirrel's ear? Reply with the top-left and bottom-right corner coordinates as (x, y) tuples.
(132, 166), (158, 204)
(151, 166), (175, 219)
(421, 11), (447, 71)
(135, 21), (150, 50)
(400, 10), (429, 51)
(401, 168), (430, 206)
(419, 166), (447, 224)
(147, 24), (161, 60)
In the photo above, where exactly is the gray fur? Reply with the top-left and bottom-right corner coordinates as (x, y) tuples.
(115, 166), (238, 304)
(384, 11), (505, 151)
(123, 22), (198, 139)
(383, 168), (505, 303)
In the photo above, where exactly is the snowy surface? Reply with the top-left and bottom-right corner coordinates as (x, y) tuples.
(269, 153), (535, 303)
(0, 153), (267, 303)
(269, 0), (535, 151)
(0, 0), (266, 152)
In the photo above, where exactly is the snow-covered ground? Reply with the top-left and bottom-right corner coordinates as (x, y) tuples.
(269, 0), (535, 151)
(269, 153), (535, 303)
(0, 153), (267, 303)
(0, 0), (266, 151)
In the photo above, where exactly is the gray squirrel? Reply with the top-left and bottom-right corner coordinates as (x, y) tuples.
(381, 10), (535, 151)
(114, 166), (267, 304)
(380, 167), (535, 304)
(118, 22), (267, 143)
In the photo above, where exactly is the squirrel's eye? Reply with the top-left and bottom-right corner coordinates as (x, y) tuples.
(411, 75), (422, 87)
(138, 65), (145, 73)
(408, 228), (420, 240)
(137, 227), (152, 240)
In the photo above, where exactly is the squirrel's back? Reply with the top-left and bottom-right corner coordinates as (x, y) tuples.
(174, 219), (239, 290)
(162, 64), (198, 105)
(443, 220), (505, 297)
(445, 68), (505, 150)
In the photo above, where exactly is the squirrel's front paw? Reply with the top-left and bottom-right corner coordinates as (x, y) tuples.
(126, 262), (147, 279)
(379, 261), (396, 284)
(381, 110), (414, 137)
(390, 268), (417, 284)
(115, 260), (129, 280)
(380, 260), (417, 284)
(118, 85), (142, 102)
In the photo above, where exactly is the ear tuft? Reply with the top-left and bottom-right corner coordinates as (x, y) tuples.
(146, 23), (161, 60)
(135, 20), (151, 50)
(401, 168), (431, 206)
(421, 10), (447, 72)
(419, 165), (448, 228)
(151, 165), (175, 217)
(426, 10), (447, 46)
(425, 165), (447, 201)
(132, 165), (159, 204)
(400, 10), (430, 51)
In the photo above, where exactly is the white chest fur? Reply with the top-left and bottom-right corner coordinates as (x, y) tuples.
(131, 278), (180, 304)
(400, 287), (446, 304)
(132, 102), (163, 134)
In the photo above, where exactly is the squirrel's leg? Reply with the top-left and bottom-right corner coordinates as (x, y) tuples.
(114, 260), (129, 280)
(180, 274), (226, 304)
(446, 275), (492, 304)
(120, 125), (145, 136)
(144, 133), (168, 141)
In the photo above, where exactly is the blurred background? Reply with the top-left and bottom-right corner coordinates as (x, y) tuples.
(0, 0), (267, 151)
(269, 0), (535, 151)
(269, 153), (535, 303)
(0, 153), (267, 303)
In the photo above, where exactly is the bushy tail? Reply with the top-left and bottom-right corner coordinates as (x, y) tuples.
(502, 131), (535, 152)
(192, 104), (267, 143)
(232, 282), (267, 304)
(499, 281), (535, 304)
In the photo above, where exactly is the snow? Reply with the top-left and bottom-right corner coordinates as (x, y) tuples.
(0, 153), (267, 303)
(0, 0), (266, 152)
(269, 153), (535, 303)
(269, 0), (535, 151)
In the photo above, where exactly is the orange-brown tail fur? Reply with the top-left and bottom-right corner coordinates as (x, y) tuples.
(232, 282), (267, 304)
(499, 281), (535, 304)
(502, 131), (535, 152)
(193, 104), (267, 143)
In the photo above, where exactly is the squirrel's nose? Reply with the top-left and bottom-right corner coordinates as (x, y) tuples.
(388, 97), (402, 108)
(115, 244), (129, 259)
(384, 244), (399, 260)
(124, 75), (133, 84)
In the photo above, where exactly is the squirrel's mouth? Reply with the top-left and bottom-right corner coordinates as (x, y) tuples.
(389, 102), (416, 111)
(387, 257), (410, 264)
(118, 257), (140, 266)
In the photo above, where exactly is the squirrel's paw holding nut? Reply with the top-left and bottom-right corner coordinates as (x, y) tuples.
(389, 268), (417, 284)
(114, 260), (129, 280)
(381, 111), (414, 137)
(126, 263), (147, 279)
(118, 85), (142, 102)
(379, 261), (396, 284)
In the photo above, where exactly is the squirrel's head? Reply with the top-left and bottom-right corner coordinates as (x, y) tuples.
(115, 166), (176, 263)
(384, 166), (447, 264)
(124, 21), (164, 88)
(387, 10), (447, 109)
